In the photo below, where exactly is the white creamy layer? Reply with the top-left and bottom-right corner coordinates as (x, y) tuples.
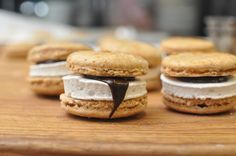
(63, 75), (147, 101)
(139, 67), (160, 81)
(161, 74), (236, 99)
(30, 61), (71, 77)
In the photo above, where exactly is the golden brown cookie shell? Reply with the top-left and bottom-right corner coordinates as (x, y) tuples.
(163, 94), (235, 114)
(28, 43), (91, 63)
(67, 51), (148, 77)
(28, 76), (64, 95)
(60, 94), (147, 119)
(99, 37), (161, 68)
(162, 52), (236, 77)
(4, 42), (37, 58)
(160, 37), (215, 55)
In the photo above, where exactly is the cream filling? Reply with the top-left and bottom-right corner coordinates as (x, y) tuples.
(161, 74), (236, 99)
(63, 75), (147, 101)
(30, 61), (71, 77)
(139, 67), (160, 81)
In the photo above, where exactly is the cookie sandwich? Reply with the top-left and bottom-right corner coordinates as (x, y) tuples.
(161, 52), (236, 114)
(60, 51), (148, 118)
(99, 37), (162, 91)
(28, 43), (91, 95)
(160, 37), (215, 55)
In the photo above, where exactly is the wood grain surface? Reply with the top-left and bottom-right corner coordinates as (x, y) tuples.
(1, 58), (236, 156)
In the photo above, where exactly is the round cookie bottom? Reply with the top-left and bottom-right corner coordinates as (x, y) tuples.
(29, 76), (64, 95)
(146, 76), (161, 91)
(163, 94), (236, 114)
(60, 94), (147, 119)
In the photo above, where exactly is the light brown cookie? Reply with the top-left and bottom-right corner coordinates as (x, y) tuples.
(28, 43), (91, 63)
(99, 37), (161, 68)
(67, 51), (148, 77)
(28, 77), (64, 95)
(61, 50), (148, 118)
(160, 37), (215, 55)
(162, 52), (236, 77)
(60, 94), (147, 119)
(4, 42), (37, 58)
(163, 94), (235, 114)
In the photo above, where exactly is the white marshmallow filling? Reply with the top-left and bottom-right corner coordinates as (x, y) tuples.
(161, 74), (236, 100)
(63, 75), (147, 101)
(30, 61), (72, 77)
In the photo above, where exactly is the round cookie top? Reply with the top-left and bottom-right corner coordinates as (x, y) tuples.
(160, 37), (215, 55)
(99, 37), (161, 68)
(162, 52), (236, 77)
(28, 43), (91, 63)
(67, 51), (148, 77)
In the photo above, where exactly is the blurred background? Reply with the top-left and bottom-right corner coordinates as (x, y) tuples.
(0, 0), (236, 55)
(1, 0), (236, 35)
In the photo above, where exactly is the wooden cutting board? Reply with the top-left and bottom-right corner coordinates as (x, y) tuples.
(1, 58), (236, 156)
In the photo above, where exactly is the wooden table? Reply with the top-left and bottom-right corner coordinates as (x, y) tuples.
(1, 58), (236, 156)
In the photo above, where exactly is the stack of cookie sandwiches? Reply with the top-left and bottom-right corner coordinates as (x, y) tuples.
(161, 52), (236, 114)
(60, 51), (148, 119)
(27, 43), (91, 95)
(99, 37), (162, 91)
(160, 37), (215, 55)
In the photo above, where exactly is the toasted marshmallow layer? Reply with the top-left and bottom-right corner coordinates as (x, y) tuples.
(30, 61), (71, 77)
(63, 75), (147, 101)
(139, 66), (160, 81)
(161, 74), (236, 99)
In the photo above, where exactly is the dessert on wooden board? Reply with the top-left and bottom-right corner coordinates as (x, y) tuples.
(161, 52), (236, 114)
(27, 43), (91, 95)
(60, 51), (148, 119)
(160, 37), (215, 55)
(99, 37), (162, 91)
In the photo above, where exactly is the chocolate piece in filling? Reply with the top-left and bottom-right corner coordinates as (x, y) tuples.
(84, 75), (135, 118)
(177, 76), (229, 83)
(36, 60), (66, 65)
